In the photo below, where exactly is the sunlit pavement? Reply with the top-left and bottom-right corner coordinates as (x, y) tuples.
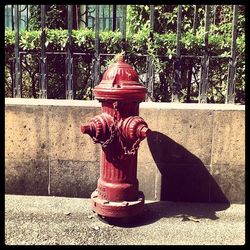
(5, 194), (245, 245)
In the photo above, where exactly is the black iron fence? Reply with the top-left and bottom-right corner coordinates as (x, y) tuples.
(4, 5), (245, 104)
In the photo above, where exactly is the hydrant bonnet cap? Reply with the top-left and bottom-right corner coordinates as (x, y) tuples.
(93, 55), (147, 101)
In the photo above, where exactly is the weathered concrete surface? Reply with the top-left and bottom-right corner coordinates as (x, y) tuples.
(5, 99), (245, 203)
(5, 195), (245, 245)
(49, 160), (99, 197)
(5, 105), (50, 160)
(5, 158), (49, 195)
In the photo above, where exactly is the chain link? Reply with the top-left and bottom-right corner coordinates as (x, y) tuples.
(119, 137), (142, 155)
(95, 101), (141, 155)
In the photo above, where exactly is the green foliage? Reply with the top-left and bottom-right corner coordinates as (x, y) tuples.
(5, 5), (245, 103)
(100, 31), (123, 53)
(125, 4), (245, 103)
(72, 29), (95, 51)
(5, 28), (15, 47)
(29, 5), (68, 30)
(5, 27), (244, 57)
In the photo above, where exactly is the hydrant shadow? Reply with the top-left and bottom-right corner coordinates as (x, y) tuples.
(147, 131), (230, 204)
(98, 131), (230, 228)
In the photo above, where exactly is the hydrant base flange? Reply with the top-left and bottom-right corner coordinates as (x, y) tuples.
(91, 190), (144, 218)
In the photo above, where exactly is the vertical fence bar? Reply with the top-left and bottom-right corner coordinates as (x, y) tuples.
(172, 5), (182, 102)
(146, 5), (155, 100)
(226, 5), (238, 104)
(122, 5), (127, 53)
(10, 6), (15, 95)
(76, 5), (80, 30)
(95, 4), (100, 84)
(26, 5), (29, 30)
(186, 5), (198, 102)
(186, 62), (192, 103)
(109, 5), (111, 29)
(92, 4), (100, 97)
(199, 5), (210, 103)
(193, 5), (198, 34)
(85, 6), (88, 28)
(102, 5), (105, 30)
(113, 5), (116, 31)
(150, 4), (155, 32)
(13, 5), (21, 98)
(11, 5), (14, 30)
(213, 5), (217, 25)
(39, 5), (47, 99)
(65, 5), (74, 99)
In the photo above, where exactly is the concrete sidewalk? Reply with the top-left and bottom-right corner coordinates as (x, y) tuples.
(5, 194), (245, 245)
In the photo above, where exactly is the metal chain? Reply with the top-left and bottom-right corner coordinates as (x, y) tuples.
(94, 101), (142, 154)
(119, 137), (142, 156)
(113, 102), (142, 156)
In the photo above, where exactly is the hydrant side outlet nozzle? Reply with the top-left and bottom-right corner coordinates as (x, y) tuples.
(80, 124), (92, 135)
(81, 113), (114, 146)
(80, 55), (150, 219)
(137, 124), (151, 139)
(120, 116), (151, 141)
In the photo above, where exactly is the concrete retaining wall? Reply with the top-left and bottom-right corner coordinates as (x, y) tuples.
(5, 98), (245, 203)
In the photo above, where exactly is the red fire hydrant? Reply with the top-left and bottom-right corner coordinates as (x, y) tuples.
(81, 55), (151, 219)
